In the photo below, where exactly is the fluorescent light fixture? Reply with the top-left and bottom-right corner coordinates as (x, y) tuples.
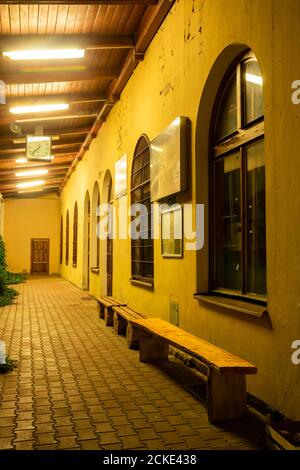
(18, 188), (44, 194)
(10, 103), (69, 114)
(3, 49), (85, 61)
(16, 169), (48, 178)
(16, 180), (45, 189)
(15, 157), (28, 163)
(246, 73), (263, 86)
(26, 136), (51, 143)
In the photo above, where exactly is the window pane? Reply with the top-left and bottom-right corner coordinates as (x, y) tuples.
(214, 152), (242, 290)
(246, 139), (266, 295)
(215, 71), (237, 142)
(244, 61), (264, 125)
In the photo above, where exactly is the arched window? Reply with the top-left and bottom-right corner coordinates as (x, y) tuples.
(211, 52), (266, 297)
(65, 211), (69, 265)
(60, 216), (63, 264)
(73, 202), (78, 268)
(131, 135), (153, 284)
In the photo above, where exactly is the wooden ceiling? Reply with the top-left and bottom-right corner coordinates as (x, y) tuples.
(0, 1), (175, 198)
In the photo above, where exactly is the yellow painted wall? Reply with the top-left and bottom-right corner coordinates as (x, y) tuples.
(4, 196), (60, 275)
(60, 0), (300, 420)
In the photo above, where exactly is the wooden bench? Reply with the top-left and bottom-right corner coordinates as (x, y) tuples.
(112, 306), (147, 349)
(95, 296), (127, 326)
(130, 317), (257, 423)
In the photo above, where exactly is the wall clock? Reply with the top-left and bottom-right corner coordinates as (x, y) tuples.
(26, 136), (52, 161)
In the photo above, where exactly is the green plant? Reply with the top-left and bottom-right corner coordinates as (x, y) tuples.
(0, 235), (24, 307)
(0, 356), (18, 373)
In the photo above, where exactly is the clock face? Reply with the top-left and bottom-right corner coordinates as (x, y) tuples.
(26, 136), (52, 161)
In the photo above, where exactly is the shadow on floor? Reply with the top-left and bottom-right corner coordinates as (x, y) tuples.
(156, 357), (266, 449)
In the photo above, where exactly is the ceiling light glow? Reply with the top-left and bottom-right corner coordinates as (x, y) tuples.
(15, 157), (28, 163)
(16, 180), (45, 189)
(16, 169), (48, 177)
(10, 103), (69, 114)
(3, 49), (85, 61)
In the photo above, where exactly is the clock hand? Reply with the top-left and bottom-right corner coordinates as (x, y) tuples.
(31, 145), (41, 155)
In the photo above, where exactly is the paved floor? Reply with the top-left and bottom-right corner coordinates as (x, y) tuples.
(0, 277), (264, 450)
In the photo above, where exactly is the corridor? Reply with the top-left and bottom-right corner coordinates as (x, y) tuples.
(0, 277), (263, 451)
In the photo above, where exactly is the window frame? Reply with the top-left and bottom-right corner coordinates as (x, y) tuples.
(65, 210), (69, 266)
(72, 202), (78, 268)
(130, 135), (154, 286)
(209, 51), (266, 303)
(59, 216), (63, 265)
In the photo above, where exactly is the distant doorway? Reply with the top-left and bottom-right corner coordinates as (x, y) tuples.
(31, 238), (49, 275)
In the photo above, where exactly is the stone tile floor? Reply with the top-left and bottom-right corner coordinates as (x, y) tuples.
(0, 276), (265, 450)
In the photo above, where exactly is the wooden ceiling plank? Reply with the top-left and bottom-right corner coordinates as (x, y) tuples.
(28, 3), (38, 35)
(8, 5), (21, 35)
(19, 4), (28, 35)
(46, 3), (58, 35)
(37, 4), (48, 34)
(0, 5), (11, 35)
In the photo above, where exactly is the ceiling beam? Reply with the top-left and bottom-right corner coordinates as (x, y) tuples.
(0, 163), (71, 175)
(6, 93), (107, 108)
(0, 112), (97, 126)
(0, 141), (81, 155)
(1, 68), (119, 85)
(0, 155), (75, 170)
(0, 151), (76, 162)
(0, 126), (90, 143)
(0, 176), (65, 191)
(0, 168), (68, 183)
(0, 35), (135, 52)
(2, 1), (158, 4)
(0, 0), (158, 6)
(3, 187), (60, 198)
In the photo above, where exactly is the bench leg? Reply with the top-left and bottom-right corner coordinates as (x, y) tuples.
(139, 333), (169, 362)
(113, 313), (127, 336)
(104, 307), (114, 326)
(126, 323), (140, 349)
(98, 303), (105, 319)
(207, 369), (247, 422)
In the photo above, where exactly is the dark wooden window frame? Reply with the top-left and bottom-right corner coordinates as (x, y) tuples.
(209, 51), (266, 304)
(130, 135), (154, 287)
(59, 216), (63, 265)
(73, 202), (78, 268)
(65, 210), (69, 266)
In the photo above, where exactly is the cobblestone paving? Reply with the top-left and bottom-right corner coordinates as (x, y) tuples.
(0, 277), (264, 450)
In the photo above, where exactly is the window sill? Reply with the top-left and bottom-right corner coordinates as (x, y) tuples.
(194, 293), (267, 318)
(130, 278), (154, 289)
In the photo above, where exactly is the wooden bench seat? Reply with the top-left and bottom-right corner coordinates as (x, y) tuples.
(129, 317), (257, 423)
(95, 296), (127, 326)
(112, 306), (147, 349)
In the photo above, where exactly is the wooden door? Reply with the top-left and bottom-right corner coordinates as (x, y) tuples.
(31, 238), (49, 275)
